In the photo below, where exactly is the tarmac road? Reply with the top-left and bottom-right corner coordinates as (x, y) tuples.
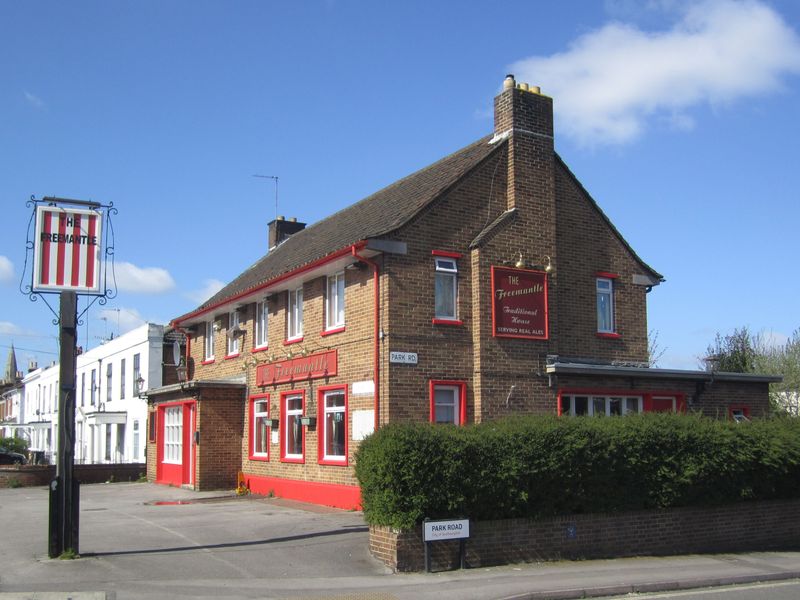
(1, 483), (798, 600)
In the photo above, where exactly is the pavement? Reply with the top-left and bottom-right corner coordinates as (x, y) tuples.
(0, 482), (799, 600)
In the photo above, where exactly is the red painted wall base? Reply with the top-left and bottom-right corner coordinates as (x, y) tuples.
(245, 474), (362, 510)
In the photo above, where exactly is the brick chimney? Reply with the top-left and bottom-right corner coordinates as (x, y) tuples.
(268, 216), (306, 251)
(493, 74), (559, 344)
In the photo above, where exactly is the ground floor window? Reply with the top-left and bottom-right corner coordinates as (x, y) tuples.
(164, 406), (183, 464)
(559, 391), (685, 416)
(429, 380), (467, 425)
(281, 392), (304, 463)
(319, 387), (347, 464)
(250, 394), (270, 459)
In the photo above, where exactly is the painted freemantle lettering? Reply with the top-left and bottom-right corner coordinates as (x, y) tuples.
(491, 266), (549, 340)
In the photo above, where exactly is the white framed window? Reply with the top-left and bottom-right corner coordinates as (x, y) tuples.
(431, 383), (463, 425)
(227, 310), (240, 356)
(326, 272), (345, 330)
(287, 287), (303, 340)
(252, 397), (270, 458)
(163, 406), (182, 464)
(561, 395), (642, 416)
(106, 363), (113, 402)
(133, 419), (140, 459)
(120, 358), (126, 399)
(133, 353), (141, 396)
(596, 278), (615, 333)
(255, 298), (269, 348)
(283, 393), (304, 461)
(204, 320), (215, 361)
(434, 258), (458, 320)
(321, 389), (346, 462)
(90, 369), (96, 406)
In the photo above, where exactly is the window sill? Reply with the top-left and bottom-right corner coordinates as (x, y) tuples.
(224, 353), (241, 360)
(321, 326), (345, 337)
(596, 332), (621, 339)
(280, 456), (305, 464)
(252, 345), (270, 354)
(319, 457), (348, 467)
(201, 358), (215, 365)
(249, 454), (269, 462)
(283, 337), (304, 346)
(432, 318), (464, 326)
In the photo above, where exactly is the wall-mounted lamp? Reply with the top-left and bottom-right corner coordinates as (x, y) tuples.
(512, 252), (553, 273)
(299, 416), (317, 428)
(135, 375), (146, 395)
(176, 362), (188, 383)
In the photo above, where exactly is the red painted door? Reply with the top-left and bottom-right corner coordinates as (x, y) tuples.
(156, 401), (196, 487)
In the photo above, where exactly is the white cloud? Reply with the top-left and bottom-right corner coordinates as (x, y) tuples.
(510, 0), (800, 146)
(24, 90), (45, 109)
(0, 256), (13, 283)
(0, 321), (27, 336)
(115, 261), (176, 294)
(186, 279), (226, 304)
(98, 307), (146, 335)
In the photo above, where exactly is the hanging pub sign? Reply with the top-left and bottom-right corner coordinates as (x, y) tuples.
(256, 349), (338, 385)
(32, 205), (103, 294)
(491, 265), (549, 339)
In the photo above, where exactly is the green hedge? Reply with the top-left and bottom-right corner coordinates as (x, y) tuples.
(354, 414), (800, 530)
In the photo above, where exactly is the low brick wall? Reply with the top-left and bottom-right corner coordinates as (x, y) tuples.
(0, 463), (146, 489)
(370, 499), (800, 572)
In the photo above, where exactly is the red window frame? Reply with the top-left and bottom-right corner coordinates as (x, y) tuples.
(557, 388), (687, 416)
(249, 392), (271, 461)
(729, 405), (751, 421)
(429, 380), (467, 425)
(280, 389), (305, 464)
(317, 385), (348, 466)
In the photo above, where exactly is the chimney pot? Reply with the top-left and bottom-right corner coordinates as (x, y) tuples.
(519, 82), (529, 91)
(503, 74), (516, 90)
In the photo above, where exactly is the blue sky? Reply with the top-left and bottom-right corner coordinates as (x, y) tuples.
(1, 0), (799, 371)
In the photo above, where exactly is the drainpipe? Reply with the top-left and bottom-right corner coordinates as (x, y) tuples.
(351, 246), (381, 432)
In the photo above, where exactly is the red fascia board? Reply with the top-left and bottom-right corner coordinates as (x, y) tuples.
(595, 271), (620, 279)
(172, 242), (368, 327)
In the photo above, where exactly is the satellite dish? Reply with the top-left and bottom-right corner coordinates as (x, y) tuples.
(172, 340), (181, 366)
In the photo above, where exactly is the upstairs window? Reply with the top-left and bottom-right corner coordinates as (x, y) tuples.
(133, 353), (141, 396)
(325, 272), (345, 331)
(204, 320), (215, 361)
(287, 287), (303, 340)
(434, 258), (458, 320)
(227, 310), (240, 356)
(120, 358), (126, 399)
(106, 363), (113, 403)
(255, 298), (269, 349)
(90, 369), (96, 406)
(596, 278), (615, 333)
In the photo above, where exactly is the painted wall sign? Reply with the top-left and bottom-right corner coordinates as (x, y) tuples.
(423, 518), (470, 541)
(389, 351), (418, 365)
(491, 266), (548, 339)
(255, 349), (337, 385)
(32, 205), (103, 293)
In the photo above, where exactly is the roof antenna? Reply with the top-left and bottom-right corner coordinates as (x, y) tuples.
(253, 174), (279, 220)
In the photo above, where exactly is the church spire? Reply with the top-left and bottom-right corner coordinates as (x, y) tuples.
(5, 343), (19, 383)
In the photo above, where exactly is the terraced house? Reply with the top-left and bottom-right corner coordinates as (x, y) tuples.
(145, 76), (776, 507)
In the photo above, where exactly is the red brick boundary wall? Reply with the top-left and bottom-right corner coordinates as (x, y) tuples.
(370, 499), (800, 572)
(0, 464), (145, 489)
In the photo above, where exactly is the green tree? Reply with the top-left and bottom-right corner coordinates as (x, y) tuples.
(0, 436), (29, 455)
(754, 329), (800, 416)
(702, 326), (757, 373)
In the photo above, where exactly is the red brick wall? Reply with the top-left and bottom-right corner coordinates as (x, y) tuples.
(196, 388), (245, 490)
(372, 498), (800, 572)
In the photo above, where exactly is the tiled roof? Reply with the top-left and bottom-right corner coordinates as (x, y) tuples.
(179, 135), (503, 320)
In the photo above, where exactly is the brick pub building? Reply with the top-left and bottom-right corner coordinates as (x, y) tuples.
(146, 76), (776, 507)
